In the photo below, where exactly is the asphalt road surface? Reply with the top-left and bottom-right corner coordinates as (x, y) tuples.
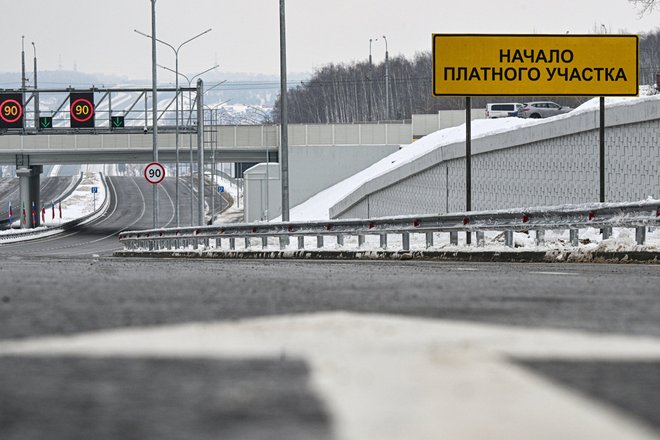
(0, 176), (659, 440)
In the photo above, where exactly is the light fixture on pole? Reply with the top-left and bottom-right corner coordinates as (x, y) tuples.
(135, 27), (212, 228)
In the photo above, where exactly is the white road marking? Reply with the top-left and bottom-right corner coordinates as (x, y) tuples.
(1, 313), (659, 440)
(530, 271), (578, 276)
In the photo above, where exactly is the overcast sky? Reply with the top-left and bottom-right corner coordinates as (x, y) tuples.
(2, 0), (657, 81)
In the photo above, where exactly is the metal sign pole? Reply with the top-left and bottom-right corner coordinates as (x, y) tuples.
(465, 96), (472, 245)
(599, 96), (605, 203)
(151, 0), (159, 229)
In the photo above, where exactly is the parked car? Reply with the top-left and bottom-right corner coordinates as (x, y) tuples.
(486, 103), (523, 119)
(517, 101), (572, 119)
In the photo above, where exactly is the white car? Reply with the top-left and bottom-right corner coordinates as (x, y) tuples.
(486, 103), (523, 119)
(517, 101), (572, 119)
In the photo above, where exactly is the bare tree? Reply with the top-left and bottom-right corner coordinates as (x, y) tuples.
(629, 0), (658, 14)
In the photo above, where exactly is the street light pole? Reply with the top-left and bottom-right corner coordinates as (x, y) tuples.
(382, 35), (389, 121)
(196, 79), (205, 226)
(150, 0), (159, 229)
(135, 27), (212, 227)
(369, 38), (377, 121)
(186, 67), (217, 225)
(21, 36), (26, 91)
(279, 0), (290, 222)
(32, 42), (38, 129)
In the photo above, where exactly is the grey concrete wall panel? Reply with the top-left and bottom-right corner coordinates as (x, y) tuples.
(438, 109), (486, 131)
(331, 99), (659, 219)
(236, 126), (264, 147)
(217, 126), (237, 146)
(386, 124), (414, 145)
(244, 162), (282, 222)
(333, 125), (360, 145)
(262, 125), (279, 146)
(288, 125), (306, 146)
(359, 124), (387, 145)
(412, 114), (440, 137)
(306, 125), (334, 145)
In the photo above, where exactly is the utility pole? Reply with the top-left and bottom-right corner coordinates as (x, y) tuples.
(151, 0), (159, 228)
(280, 0), (290, 222)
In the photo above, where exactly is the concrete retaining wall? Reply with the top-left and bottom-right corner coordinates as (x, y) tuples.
(331, 99), (660, 219)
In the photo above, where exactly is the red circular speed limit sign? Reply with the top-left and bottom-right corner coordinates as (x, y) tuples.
(144, 162), (165, 184)
(70, 98), (94, 122)
(0, 98), (23, 123)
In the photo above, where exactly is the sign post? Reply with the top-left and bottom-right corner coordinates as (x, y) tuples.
(432, 34), (639, 244)
(91, 186), (98, 210)
(218, 185), (225, 216)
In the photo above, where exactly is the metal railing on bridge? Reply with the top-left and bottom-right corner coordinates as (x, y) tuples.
(0, 86), (199, 135)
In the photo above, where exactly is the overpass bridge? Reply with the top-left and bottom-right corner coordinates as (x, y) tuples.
(1, 84), (412, 228)
(0, 121), (412, 165)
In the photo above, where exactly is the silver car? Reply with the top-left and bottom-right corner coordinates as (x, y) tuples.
(517, 101), (572, 119)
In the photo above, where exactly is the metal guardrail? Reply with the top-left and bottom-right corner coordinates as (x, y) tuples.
(118, 200), (660, 252)
(0, 173), (110, 242)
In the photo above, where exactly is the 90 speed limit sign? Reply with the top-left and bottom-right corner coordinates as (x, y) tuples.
(144, 162), (165, 184)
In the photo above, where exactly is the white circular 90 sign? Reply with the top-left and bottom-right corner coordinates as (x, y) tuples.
(144, 162), (165, 184)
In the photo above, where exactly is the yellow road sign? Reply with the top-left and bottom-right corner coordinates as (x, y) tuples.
(432, 34), (638, 96)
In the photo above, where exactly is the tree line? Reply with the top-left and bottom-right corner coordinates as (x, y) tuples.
(274, 28), (660, 124)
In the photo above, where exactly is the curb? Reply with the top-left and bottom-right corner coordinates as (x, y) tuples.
(113, 249), (660, 264)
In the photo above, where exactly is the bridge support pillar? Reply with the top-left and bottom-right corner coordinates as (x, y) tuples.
(16, 165), (43, 229)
